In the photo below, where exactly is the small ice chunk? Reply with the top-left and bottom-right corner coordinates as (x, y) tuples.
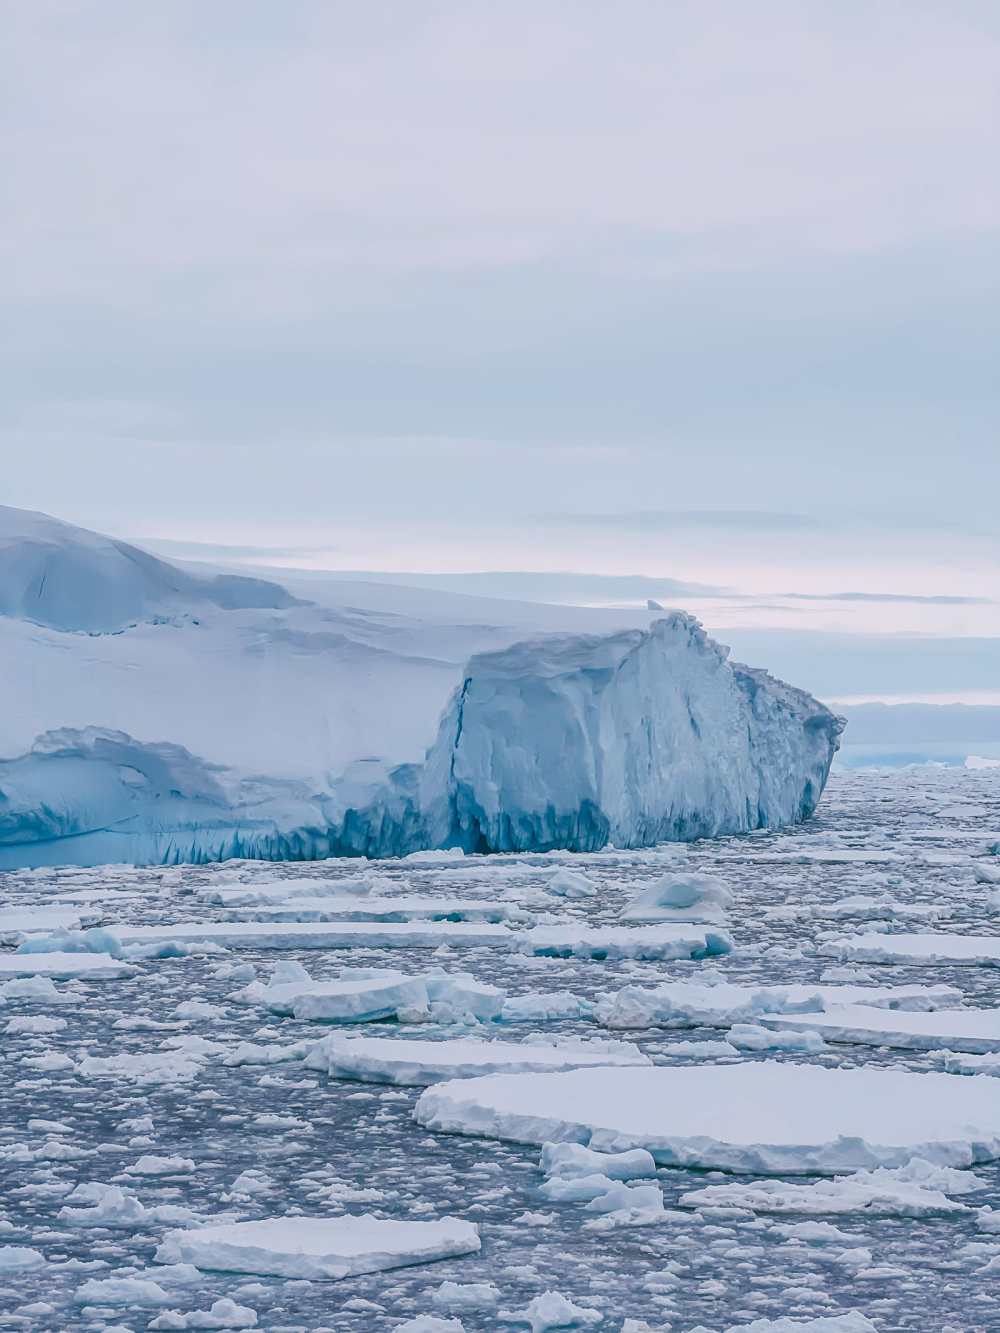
(540, 1142), (656, 1181)
(73, 1276), (173, 1306)
(500, 1290), (602, 1330)
(149, 1298), (258, 1328)
(546, 869), (597, 899)
(432, 1280), (499, 1311)
(620, 872), (733, 924)
(726, 1023), (826, 1053)
(0, 1246), (45, 1271)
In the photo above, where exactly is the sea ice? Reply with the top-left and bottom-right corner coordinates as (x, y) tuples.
(540, 1142), (657, 1180)
(414, 1062), (1000, 1173)
(499, 1290), (602, 1330)
(112, 921), (514, 950)
(594, 980), (959, 1030)
(619, 871), (733, 924)
(545, 869), (598, 899)
(819, 933), (1000, 967)
(722, 1316), (877, 1333)
(235, 896), (525, 924)
(0, 906), (98, 936)
(761, 1004), (1000, 1053)
(0, 951), (135, 979)
(519, 923), (731, 960)
(303, 1034), (651, 1084)
(233, 971), (430, 1023)
(155, 1214), (480, 1279)
(679, 1157), (983, 1218)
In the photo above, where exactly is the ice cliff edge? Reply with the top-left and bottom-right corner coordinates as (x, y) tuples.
(420, 612), (844, 853)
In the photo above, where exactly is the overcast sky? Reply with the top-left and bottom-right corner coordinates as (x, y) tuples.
(4, 1), (998, 610)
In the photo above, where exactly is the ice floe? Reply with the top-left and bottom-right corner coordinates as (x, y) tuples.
(233, 965), (504, 1023)
(594, 980), (960, 1029)
(679, 1157), (984, 1218)
(302, 1034), (650, 1084)
(111, 921), (515, 950)
(414, 1062), (1000, 1172)
(820, 933), (1000, 966)
(155, 1214), (480, 1279)
(0, 951), (135, 979)
(232, 896), (528, 924)
(760, 1003), (1000, 1053)
(519, 922), (732, 960)
(619, 871), (733, 924)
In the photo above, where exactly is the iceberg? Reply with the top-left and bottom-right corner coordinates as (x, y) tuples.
(0, 506), (842, 866)
(419, 614), (843, 853)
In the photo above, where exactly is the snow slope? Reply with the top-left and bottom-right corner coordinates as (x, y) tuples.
(0, 507), (842, 866)
(0, 504), (301, 633)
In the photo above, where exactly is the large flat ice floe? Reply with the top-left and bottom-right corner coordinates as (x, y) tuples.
(0, 951), (135, 980)
(111, 921), (514, 950)
(679, 1158), (984, 1218)
(303, 1035), (651, 1084)
(761, 1004), (1000, 1053)
(155, 1214), (480, 1279)
(0, 507), (842, 866)
(414, 1062), (1000, 1173)
(594, 980), (962, 1029)
(0, 906), (99, 936)
(231, 896), (525, 924)
(820, 933), (1000, 967)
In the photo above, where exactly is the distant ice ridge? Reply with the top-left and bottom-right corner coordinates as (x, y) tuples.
(0, 507), (842, 866)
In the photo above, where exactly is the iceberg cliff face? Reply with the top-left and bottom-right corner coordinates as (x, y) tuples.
(423, 614), (843, 853)
(0, 507), (842, 867)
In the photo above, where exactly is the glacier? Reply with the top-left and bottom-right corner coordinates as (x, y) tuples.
(0, 506), (842, 867)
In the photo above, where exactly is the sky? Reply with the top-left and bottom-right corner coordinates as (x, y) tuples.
(4, 1), (999, 637)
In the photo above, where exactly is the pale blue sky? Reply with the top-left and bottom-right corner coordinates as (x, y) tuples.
(4, 1), (998, 614)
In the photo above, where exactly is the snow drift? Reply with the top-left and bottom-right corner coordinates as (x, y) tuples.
(0, 507), (842, 866)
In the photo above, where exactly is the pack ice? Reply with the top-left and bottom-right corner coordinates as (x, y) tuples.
(0, 505), (842, 867)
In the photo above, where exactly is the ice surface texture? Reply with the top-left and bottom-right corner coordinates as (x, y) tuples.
(415, 1062), (1000, 1173)
(423, 616), (842, 854)
(0, 506), (841, 867)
